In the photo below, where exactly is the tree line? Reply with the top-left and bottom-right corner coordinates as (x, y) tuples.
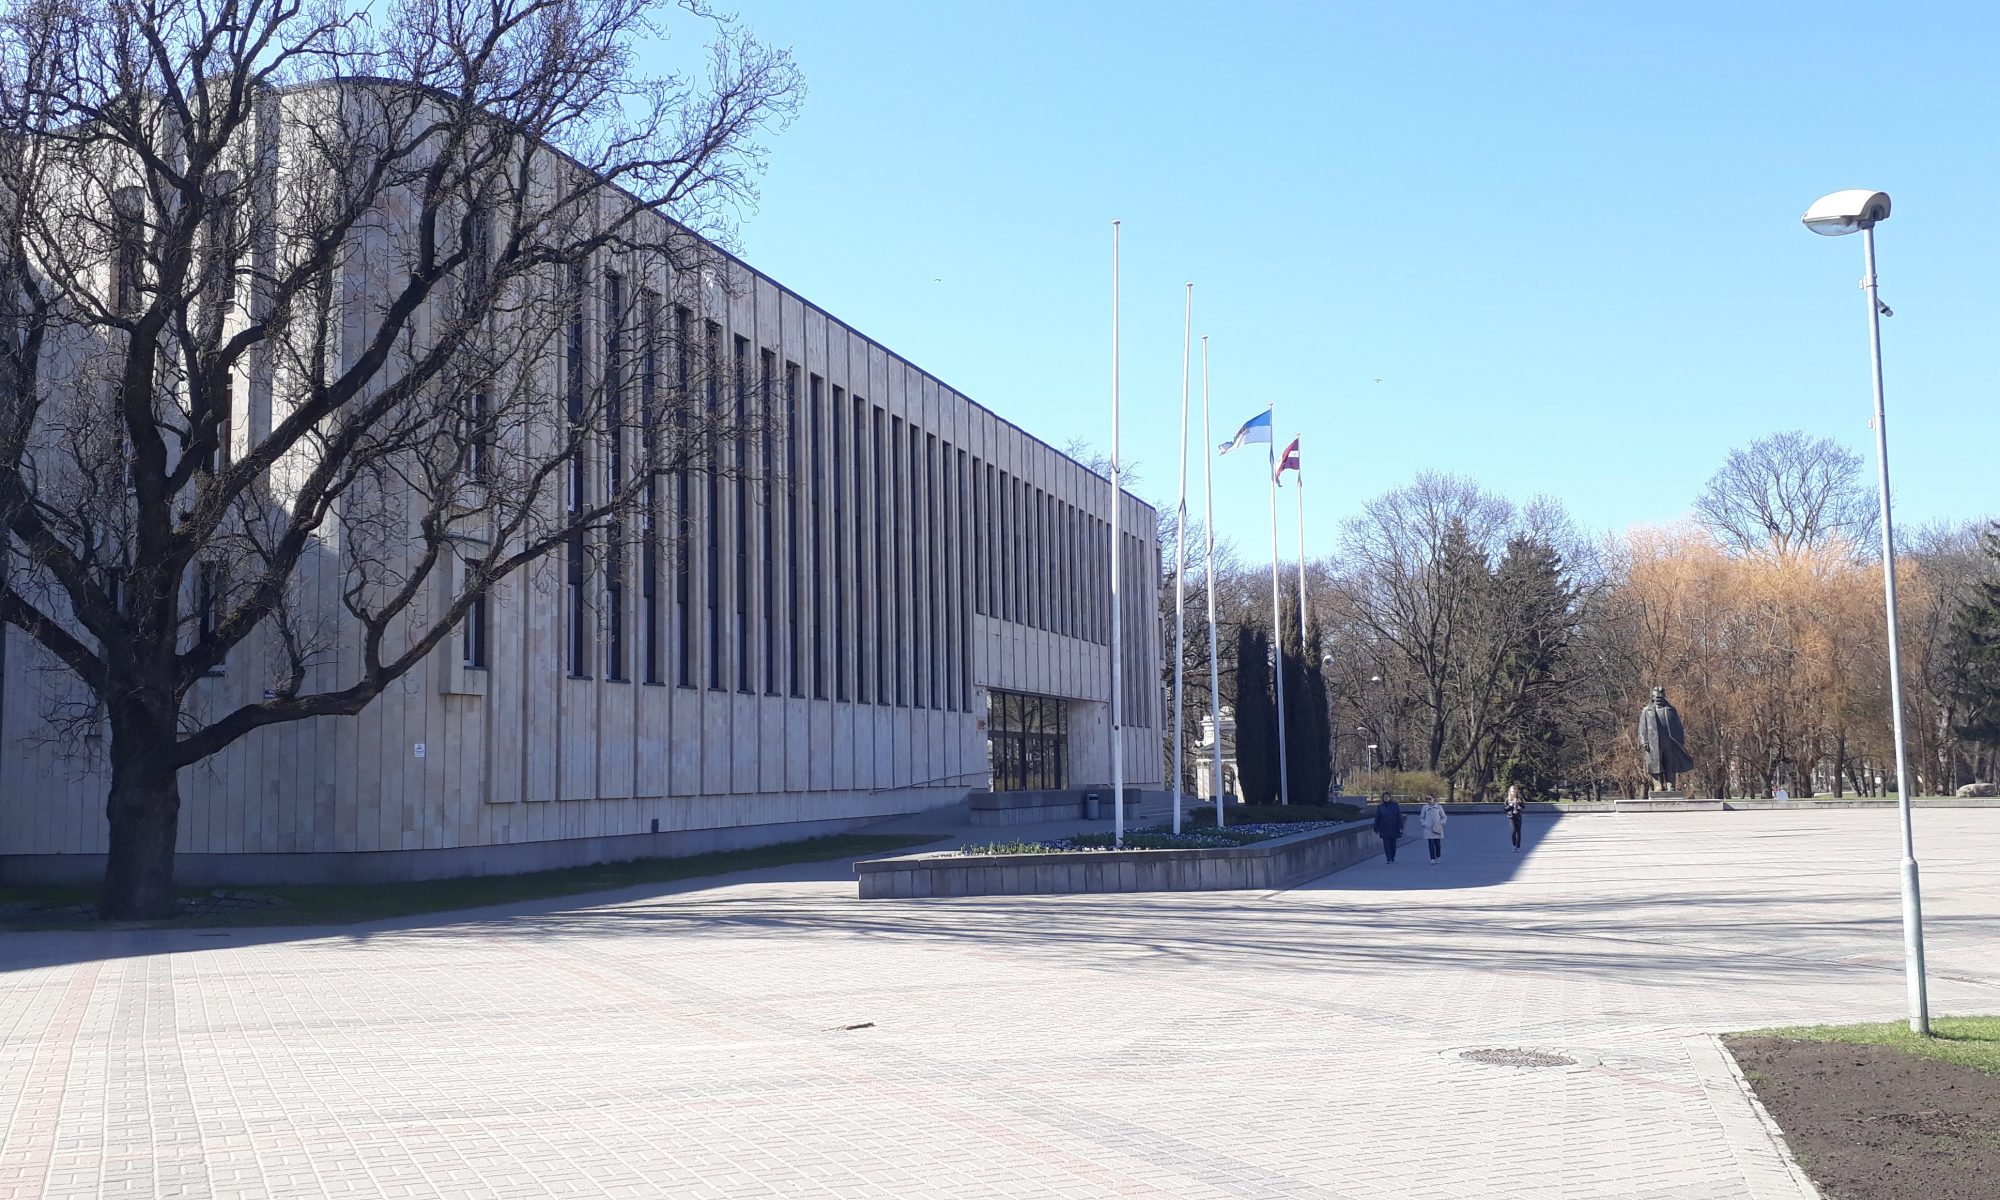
(1161, 431), (2000, 801)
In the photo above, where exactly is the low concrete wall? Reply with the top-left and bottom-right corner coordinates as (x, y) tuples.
(1718, 796), (2000, 810)
(0, 814), (885, 887)
(1615, 797), (1726, 812)
(856, 819), (1404, 899)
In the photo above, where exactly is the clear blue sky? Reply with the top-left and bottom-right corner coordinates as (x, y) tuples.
(669, 0), (1998, 559)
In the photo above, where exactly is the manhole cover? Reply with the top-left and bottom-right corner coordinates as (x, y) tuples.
(1458, 1047), (1576, 1069)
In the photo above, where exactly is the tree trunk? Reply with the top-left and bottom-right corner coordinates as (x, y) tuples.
(100, 732), (182, 920)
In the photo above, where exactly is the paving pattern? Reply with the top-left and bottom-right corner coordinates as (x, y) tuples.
(5, 809), (2000, 1199)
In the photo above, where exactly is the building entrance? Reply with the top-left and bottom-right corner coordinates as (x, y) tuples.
(987, 690), (1069, 792)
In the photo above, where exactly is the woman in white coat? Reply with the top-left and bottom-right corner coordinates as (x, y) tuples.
(1419, 795), (1447, 864)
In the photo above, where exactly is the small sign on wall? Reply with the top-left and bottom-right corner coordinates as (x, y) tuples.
(414, 742), (426, 759)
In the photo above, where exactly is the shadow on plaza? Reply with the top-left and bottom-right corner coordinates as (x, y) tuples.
(8, 813), (1999, 993)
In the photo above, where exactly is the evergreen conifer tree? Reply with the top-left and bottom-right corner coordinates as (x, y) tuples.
(1280, 595), (1333, 805)
(1491, 536), (1577, 798)
(1950, 525), (2000, 753)
(1233, 621), (1279, 805)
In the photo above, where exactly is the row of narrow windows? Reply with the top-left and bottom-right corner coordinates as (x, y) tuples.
(459, 270), (1154, 726)
(120, 189), (1163, 726)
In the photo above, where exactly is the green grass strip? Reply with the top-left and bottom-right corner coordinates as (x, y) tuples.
(1738, 1016), (2000, 1076)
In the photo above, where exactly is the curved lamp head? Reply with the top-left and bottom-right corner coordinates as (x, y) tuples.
(1802, 189), (1891, 236)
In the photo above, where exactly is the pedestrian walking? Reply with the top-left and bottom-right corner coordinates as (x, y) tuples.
(1504, 784), (1525, 851)
(1373, 794), (1404, 863)
(1420, 795), (1447, 864)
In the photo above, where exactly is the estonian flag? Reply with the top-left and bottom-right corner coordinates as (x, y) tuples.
(1218, 408), (1273, 456)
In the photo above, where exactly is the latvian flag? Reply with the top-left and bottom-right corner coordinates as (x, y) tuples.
(1274, 434), (1300, 484)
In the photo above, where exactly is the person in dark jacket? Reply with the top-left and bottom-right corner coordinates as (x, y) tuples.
(1373, 795), (1404, 864)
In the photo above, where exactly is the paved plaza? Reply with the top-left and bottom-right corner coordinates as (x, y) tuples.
(5, 810), (2000, 1199)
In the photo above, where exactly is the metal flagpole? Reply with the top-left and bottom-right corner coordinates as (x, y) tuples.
(1172, 283), (1191, 834)
(1109, 220), (1124, 848)
(1201, 338), (1224, 830)
(1267, 406), (1291, 805)
(1293, 438), (1308, 626)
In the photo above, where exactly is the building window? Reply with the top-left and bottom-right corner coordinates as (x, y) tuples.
(828, 380), (847, 703)
(1062, 503), (1074, 639)
(113, 186), (144, 315)
(761, 347), (778, 696)
(958, 448), (972, 711)
(605, 530), (627, 682)
(791, 362), (810, 699)
(854, 394), (871, 705)
(706, 320), (723, 690)
(605, 272), (626, 494)
(461, 199), (488, 316)
(875, 407), (890, 705)
(998, 471), (1013, 624)
(927, 434), (942, 709)
(565, 262), (586, 515)
(971, 457), (985, 617)
(941, 444), (957, 712)
(206, 171), (240, 313)
(908, 424), (925, 709)
(985, 464), (998, 621)
(1055, 501), (1068, 639)
(1033, 488), (1046, 631)
(735, 335), (752, 694)
(1048, 492), (1064, 636)
(1074, 506), (1085, 640)
(674, 306), (692, 687)
(604, 272), (627, 683)
(891, 416), (907, 707)
(464, 391), (490, 482)
(462, 559), (488, 670)
(566, 530), (589, 677)
(806, 370), (825, 700)
(196, 562), (219, 633)
(1098, 518), (1109, 645)
(641, 290), (662, 683)
(1016, 476), (1029, 627)
(201, 372), (233, 474)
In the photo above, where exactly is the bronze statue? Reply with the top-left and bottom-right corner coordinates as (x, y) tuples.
(1637, 686), (1695, 794)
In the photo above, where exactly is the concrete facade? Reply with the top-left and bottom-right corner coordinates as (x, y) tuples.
(0, 83), (1163, 884)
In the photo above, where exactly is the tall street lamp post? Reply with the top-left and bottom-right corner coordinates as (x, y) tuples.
(1801, 187), (1929, 1035)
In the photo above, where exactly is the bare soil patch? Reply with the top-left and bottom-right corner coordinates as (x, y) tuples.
(1725, 1035), (2000, 1200)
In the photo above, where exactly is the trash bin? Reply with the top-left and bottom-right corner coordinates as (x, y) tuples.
(1082, 793), (1101, 821)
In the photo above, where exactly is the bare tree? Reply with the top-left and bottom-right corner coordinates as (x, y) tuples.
(1331, 472), (1512, 784)
(0, 0), (800, 917)
(1156, 503), (1247, 791)
(1694, 430), (1878, 558)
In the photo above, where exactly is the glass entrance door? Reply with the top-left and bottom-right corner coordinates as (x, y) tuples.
(987, 690), (1069, 791)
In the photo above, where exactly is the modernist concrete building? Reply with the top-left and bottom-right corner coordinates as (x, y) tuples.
(0, 83), (1163, 884)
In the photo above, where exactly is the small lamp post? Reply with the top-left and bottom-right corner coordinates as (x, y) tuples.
(1802, 188), (1929, 1035)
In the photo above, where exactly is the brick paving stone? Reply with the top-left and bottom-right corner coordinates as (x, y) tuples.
(6, 810), (2000, 1198)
